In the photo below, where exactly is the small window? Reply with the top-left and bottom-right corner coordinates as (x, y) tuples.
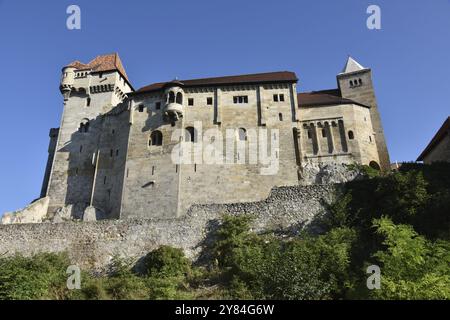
(349, 80), (354, 87)
(168, 91), (175, 103)
(176, 92), (183, 104)
(110, 149), (114, 157)
(99, 73), (103, 78)
(273, 94), (279, 102)
(307, 129), (312, 139)
(185, 127), (196, 143)
(103, 176), (107, 184)
(359, 78), (363, 85)
(155, 102), (161, 110)
(116, 149), (119, 156)
(207, 97), (213, 105)
(279, 94), (285, 102)
(86, 97), (91, 107)
(138, 105), (144, 112)
(150, 130), (163, 146)
(233, 96), (248, 104)
(188, 98), (194, 106)
(78, 120), (89, 133)
(369, 135), (372, 142)
(348, 130), (354, 140)
(238, 128), (247, 141)
(322, 129), (327, 138)
(278, 113), (283, 121)
(79, 145), (83, 153)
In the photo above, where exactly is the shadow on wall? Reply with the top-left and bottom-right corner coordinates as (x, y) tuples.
(49, 93), (130, 221)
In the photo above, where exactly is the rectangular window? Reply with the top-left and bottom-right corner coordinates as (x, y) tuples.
(86, 97), (91, 107)
(188, 98), (194, 106)
(155, 102), (161, 110)
(138, 105), (144, 112)
(207, 97), (213, 105)
(279, 94), (285, 102)
(273, 94), (278, 102)
(233, 96), (248, 104)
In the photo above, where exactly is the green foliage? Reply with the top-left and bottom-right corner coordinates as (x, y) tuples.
(143, 246), (192, 278)
(370, 217), (450, 299)
(104, 257), (148, 300)
(0, 252), (72, 300)
(212, 215), (356, 299)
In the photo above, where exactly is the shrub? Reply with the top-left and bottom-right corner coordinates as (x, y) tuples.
(0, 252), (72, 300)
(370, 217), (450, 300)
(143, 246), (191, 278)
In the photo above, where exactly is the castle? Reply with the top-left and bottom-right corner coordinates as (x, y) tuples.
(28, 54), (389, 221)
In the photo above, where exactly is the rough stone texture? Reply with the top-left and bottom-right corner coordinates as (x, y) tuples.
(300, 163), (364, 185)
(1, 197), (49, 225)
(0, 184), (339, 270)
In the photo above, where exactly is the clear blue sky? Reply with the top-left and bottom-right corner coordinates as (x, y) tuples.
(0, 0), (449, 215)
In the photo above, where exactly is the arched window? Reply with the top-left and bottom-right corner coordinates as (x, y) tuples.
(176, 92), (183, 104)
(185, 126), (196, 143)
(358, 78), (363, 85)
(348, 130), (354, 140)
(237, 128), (247, 141)
(349, 80), (353, 87)
(150, 130), (163, 146)
(278, 113), (283, 121)
(78, 119), (89, 133)
(168, 91), (175, 103)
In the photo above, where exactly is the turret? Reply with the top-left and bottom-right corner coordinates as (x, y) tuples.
(60, 66), (76, 97)
(163, 81), (184, 121)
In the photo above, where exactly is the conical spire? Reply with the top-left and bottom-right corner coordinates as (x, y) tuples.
(341, 56), (366, 74)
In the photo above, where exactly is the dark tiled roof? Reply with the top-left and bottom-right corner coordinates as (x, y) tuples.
(298, 89), (368, 108)
(67, 53), (130, 83)
(134, 71), (298, 94)
(417, 117), (450, 161)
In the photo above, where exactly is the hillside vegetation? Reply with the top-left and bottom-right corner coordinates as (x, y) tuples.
(0, 162), (449, 300)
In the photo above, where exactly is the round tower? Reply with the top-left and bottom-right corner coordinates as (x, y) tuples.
(60, 66), (76, 98)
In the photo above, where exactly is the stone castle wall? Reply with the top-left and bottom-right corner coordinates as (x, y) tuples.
(0, 184), (340, 270)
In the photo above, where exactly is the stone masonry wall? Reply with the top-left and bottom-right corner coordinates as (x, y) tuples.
(0, 184), (340, 271)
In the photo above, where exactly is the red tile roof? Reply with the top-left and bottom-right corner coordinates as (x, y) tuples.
(66, 53), (130, 83)
(298, 89), (368, 108)
(134, 71), (298, 94)
(417, 117), (450, 161)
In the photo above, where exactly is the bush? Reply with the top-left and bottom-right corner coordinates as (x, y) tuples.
(370, 217), (450, 300)
(143, 246), (192, 278)
(0, 252), (72, 300)
(212, 215), (356, 299)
